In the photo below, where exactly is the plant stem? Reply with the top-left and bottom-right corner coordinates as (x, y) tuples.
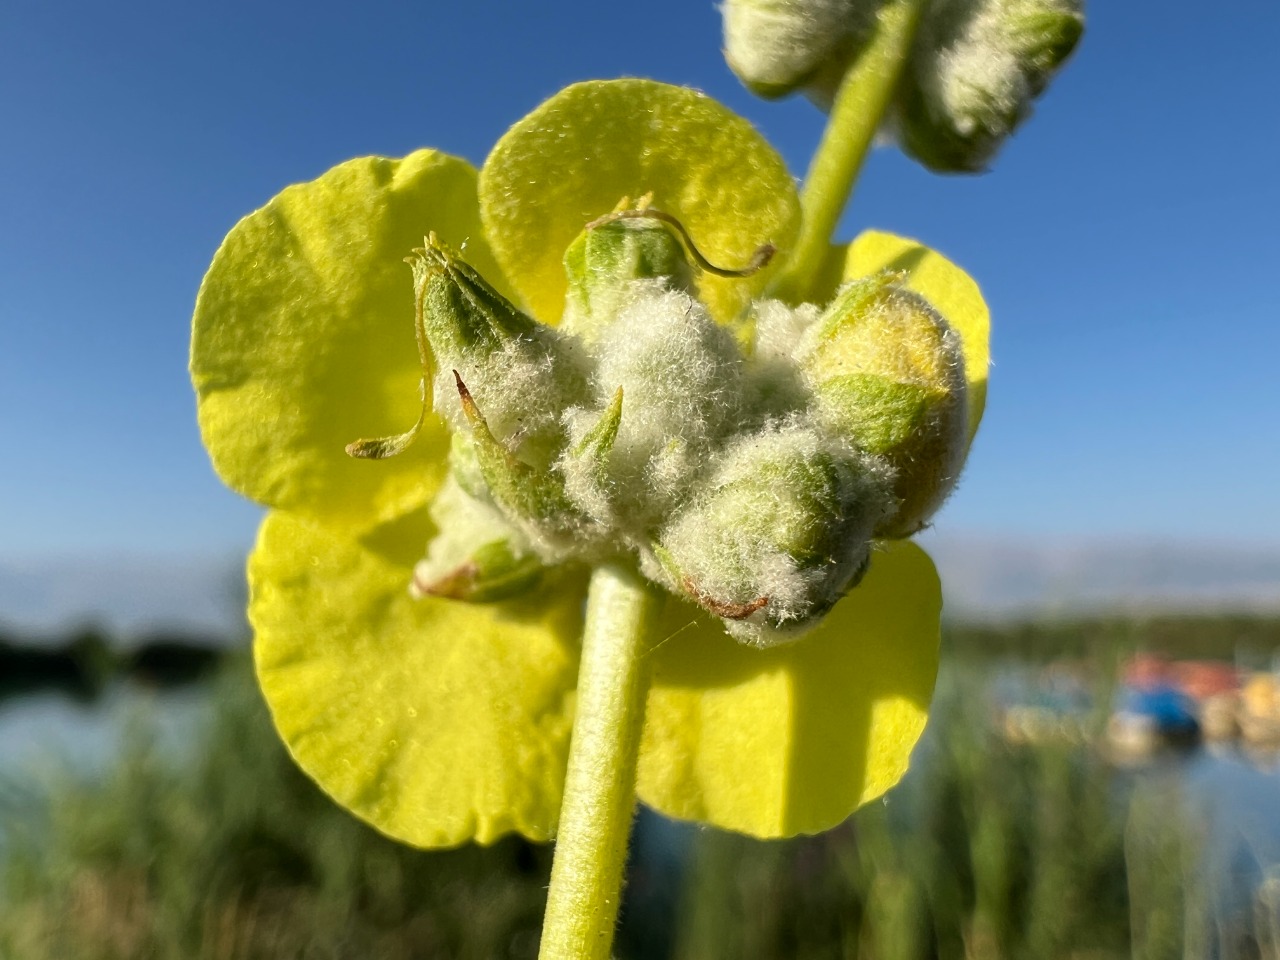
(771, 0), (927, 304)
(538, 563), (660, 960)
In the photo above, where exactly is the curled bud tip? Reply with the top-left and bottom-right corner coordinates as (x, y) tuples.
(587, 206), (775, 279)
(344, 379), (428, 460)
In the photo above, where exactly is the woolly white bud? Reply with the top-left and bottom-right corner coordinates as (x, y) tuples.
(896, 0), (1084, 172)
(562, 281), (749, 533)
(656, 421), (894, 647)
(722, 0), (865, 97)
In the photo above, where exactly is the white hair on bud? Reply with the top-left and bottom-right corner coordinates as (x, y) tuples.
(433, 328), (588, 470)
(723, 0), (859, 91)
(916, 0), (1078, 140)
(753, 299), (820, 364)
(569, 280), (748, 532)
(558, 404), (617, 526)
(937, 32), (1027, 139)
(746, 298), (818, 418)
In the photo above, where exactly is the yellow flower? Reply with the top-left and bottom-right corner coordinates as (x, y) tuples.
(190, 79), (989, 843)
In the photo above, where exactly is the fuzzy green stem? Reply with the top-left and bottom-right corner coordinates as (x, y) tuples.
(538, 564), (660, 960)
(771, 0), (927, 304)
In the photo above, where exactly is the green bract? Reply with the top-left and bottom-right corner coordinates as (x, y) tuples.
(191, 79), (990, 842)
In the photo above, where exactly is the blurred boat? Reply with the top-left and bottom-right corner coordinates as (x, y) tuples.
(1107, 683), (1200, 761)
(1240, 673), (1280, 747)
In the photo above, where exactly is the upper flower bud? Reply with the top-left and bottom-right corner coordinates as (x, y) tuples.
(409, 237), (589, 469)
(722, 0), (867, 98)
(562, 197), (696, 342)
(798, 273), (968, 538)
(895, 0), (1083, 172)
(655, 421), (893, 646)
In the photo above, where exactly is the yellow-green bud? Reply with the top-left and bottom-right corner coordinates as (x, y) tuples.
(799, 274), (968, 538)
(896, 0), (1083, 172)
(412, 477), (543, 603)
(656, 423), (893, 647)
(722, 0), (868, 98)
(562, 201), (695, 343)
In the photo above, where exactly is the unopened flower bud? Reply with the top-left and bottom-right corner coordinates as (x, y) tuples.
(412, 477), (543, 603)
(413, 235), (587, 468)
(656, 422), (893, 647)
(896, 0), (1083, 172)
(346, 236), (587, 468)
(799, 274), (968, 537)
(722, 0), (866, 98)
(409, 234), (538, 360)
(562, 198), (696, 342)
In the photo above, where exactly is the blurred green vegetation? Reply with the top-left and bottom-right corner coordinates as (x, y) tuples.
(1, 617), (1278, 959)
(0, 660), (553, 960)
(945, 614), (1280, 663)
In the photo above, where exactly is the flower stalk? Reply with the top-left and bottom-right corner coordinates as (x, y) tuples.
(771, 0), (928, 304)
(538, 564), (660, 960)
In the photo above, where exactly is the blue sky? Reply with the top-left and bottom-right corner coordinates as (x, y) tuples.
(1, 0), (1277, 563)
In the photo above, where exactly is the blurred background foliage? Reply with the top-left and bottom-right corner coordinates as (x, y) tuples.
(2, 617), (1279, 959)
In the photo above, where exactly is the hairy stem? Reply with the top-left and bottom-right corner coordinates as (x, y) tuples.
(538, 564), (660, 960)
(771, 0), (927, 304)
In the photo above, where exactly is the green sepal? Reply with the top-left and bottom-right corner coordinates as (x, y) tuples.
(452, 372), (583, 537)
(415, 538), (545, 603)
(571, 387), (624, 466)
(818, 374), (934, 456)
(448, 432), (489, 501)
(1011, 7), (1085, 92)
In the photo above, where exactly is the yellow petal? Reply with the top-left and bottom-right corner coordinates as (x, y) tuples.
(835, 231), (990, 448)
(637, 541), (941, 839)
(250, 510), (585, 847)
(193, 151), (512, 532)
(479, 79), (800, 331)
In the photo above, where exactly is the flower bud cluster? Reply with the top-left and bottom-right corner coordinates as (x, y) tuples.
(353, 213), (968, 646)
(722, 0), (1083, 172)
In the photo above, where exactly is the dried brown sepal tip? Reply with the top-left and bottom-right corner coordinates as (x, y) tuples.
(453, 369), (481, 422)
(684, 578), (771, 620)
